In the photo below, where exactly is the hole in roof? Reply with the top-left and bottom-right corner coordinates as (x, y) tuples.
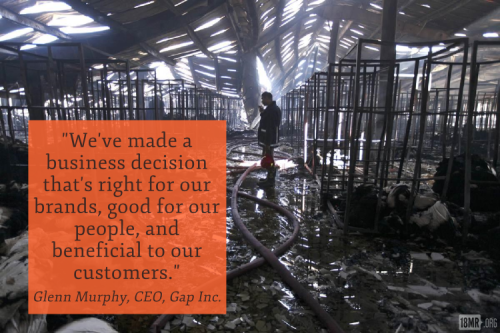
(208, 41), (234, 52)
(211, 28), (229, 37)
(160, 41), (194, 52)
(32, 34), (58, 44)
(156, 34), (187, 44)
(261, 8), (273, 19)
(365, 46), (379, 51)
(219, 56), (237, 62)
(200, 65), (215, 70)
(175, 0), (188, 6)
(308, 0), (324, 6)
(20, 2), (71, 15)
(20, 44), (37, 50)
(149, 61), (166, 68)
(135, 1), (155, 8)
(157, 66), (175, 80)
(60, 26), (110, 34)
(48, 15), (94, 27)
(263, 17), (276, 31)
(0, 28), (34, 42)
(194, 17), (225, 32)
(483, 32), (499, 38)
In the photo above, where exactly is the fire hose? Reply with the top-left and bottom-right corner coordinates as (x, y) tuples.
(230, 165), (344, 333)
(151, 147), (344, 332)
(151, 177), (301, 332)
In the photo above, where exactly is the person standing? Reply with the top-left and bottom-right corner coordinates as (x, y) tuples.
(258, 92), (281, 187)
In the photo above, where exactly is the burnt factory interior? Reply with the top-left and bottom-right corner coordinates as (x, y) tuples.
(1, 0), (500, 332)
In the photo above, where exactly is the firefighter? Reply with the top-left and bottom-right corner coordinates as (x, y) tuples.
(258, 92), (281, 188)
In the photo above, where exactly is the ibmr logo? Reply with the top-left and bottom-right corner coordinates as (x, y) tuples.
(459, 315), (481, 331)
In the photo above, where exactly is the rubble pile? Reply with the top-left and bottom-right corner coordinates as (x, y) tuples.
(433, 154), (500, 211)
(0, 136), (28, 184)
(339, 184), (449, 235)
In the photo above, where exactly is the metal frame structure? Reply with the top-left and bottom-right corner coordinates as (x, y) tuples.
(463, 40), (500, 240)
(0, 42), (244, 144)
(280, 38), (500, 238)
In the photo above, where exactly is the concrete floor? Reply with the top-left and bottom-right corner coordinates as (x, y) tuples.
(158, 140), (500, 332)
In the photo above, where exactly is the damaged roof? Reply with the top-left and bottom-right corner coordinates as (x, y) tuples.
(0, 0), (499, 98)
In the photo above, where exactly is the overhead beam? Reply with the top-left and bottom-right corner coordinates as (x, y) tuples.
(225, 2), (245, 52)
(158, 0), (215, 59)
(328, 20), (340, 64)
(188, 57), (200, 86)
(294, 19), (301, 64)
(86, 0), (225, 60)
(63, 0), (176, 66)
(274, 40), (285, 73)
(0, 5), (72, 40)
(381, 0), (398, 62)
(273, 0), (287, 73)
(214, 56), (222, 92)
(319, 4), (449, 40)
(246, 0), (260, 42)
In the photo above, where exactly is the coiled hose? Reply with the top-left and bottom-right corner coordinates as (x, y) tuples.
(151, 178), (301, 332)
(230, 165), (344, 333)
(151, 146), (344, 333)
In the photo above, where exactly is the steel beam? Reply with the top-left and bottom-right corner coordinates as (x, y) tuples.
(0, 5), (72, 40)
(63, 0), (176, 66)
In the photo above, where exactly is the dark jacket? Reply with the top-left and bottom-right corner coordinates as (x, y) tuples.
(258, 101), (281, 148)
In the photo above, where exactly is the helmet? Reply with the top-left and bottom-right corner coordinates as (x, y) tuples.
(261, 154), (275, 169)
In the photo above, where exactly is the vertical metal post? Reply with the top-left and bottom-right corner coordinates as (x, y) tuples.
(405, 49), (433, 233)
(78, 44), (91, 120)
(343, 41), (364, 235)
(463, 41), (478, 242)
(126, 61), (134, 120)
(328, 21), (340, 64)
(493, 81), (500, 168)
(397, 60), (420, 182)
(441, 40), (469, 201)
(321, 67), (333, 196)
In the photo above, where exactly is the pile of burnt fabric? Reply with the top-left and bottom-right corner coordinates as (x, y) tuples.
(0, 136), (28, 184)
(341, 184), (458, 239)
(0, 182), (28, 240)
(0, 181), (30, 332)
(432, 154), (500, 211)
(0, 232), (33, 332)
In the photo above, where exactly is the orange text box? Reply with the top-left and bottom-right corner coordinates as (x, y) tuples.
(29, 121), (227, 314)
